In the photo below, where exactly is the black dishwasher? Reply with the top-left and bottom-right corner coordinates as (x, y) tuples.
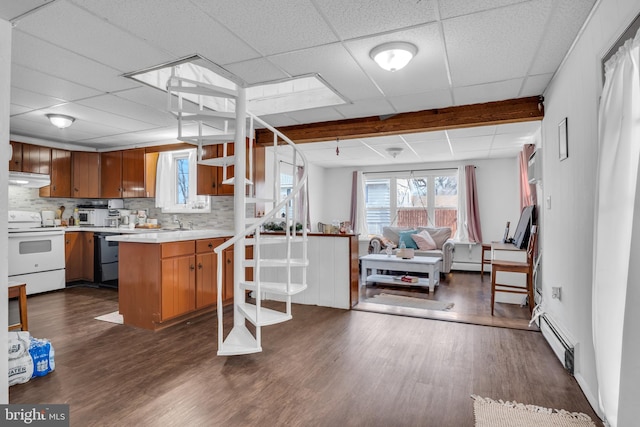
(94, 233), (119, 288)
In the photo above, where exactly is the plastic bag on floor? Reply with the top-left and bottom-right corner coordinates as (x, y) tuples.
(29, 337), (55, 378)
(8, 331), (33, 386)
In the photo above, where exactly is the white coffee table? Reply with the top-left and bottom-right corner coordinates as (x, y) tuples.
(360, 254), (442, 293)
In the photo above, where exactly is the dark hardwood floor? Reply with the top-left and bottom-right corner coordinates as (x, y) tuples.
(10, 286), (599, 426)
(357, 271), (536, 330)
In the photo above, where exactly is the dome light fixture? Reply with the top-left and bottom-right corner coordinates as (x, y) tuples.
(386, 147), (404, 158)
(46, 114), (76, 129)
(370, 42), (418, 72)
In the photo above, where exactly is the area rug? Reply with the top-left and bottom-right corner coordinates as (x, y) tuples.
(94, 311), (123, 324)
(471, 395), (597, 426)
(365, 293), (454, 311)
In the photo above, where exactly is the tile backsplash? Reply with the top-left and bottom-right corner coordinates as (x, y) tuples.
(9, 186), (236, 230)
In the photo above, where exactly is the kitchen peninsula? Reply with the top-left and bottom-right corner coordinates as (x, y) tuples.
(107, 230), (234, 331)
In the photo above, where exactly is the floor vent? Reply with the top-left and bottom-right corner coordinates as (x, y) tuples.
(540, 314), (575, 375)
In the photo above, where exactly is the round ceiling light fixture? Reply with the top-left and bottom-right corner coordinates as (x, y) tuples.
(370, 42), (418, 72)
(46, 114), (76, 129)
(386, 147), (404, 158)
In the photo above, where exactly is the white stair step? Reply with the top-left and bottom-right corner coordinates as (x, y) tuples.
(245, 236), (306, 245)
(172, 111), (236, 121)
(168, 77), (237, 99)
(181, 135), (235, 145)
(198, 156), (234, 167)
(241, 281), (307, 296)
(221, 176), (253, 186)
(244, 217), (260, 225)
(217, 325), (261, 356)
(238, 303), (292, 327)
(243, 259), (308, 268)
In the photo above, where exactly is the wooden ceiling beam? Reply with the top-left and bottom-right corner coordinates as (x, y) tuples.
(255, 96), (544, 146)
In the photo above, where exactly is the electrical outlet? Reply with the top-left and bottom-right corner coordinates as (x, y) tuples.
(552, 287), (562, 300)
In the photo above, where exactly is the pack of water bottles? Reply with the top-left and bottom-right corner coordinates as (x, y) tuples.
(8, 331), (55, 386)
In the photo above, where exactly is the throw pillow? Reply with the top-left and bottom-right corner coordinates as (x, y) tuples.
(417, 227), (452, 249)
(398, 230), (419, 249)
(382, 226), (412, 246)
(411, 230), (437, 250)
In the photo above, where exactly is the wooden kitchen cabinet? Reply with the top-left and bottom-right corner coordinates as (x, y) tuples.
(197, 140), (250, 196)
(100, 151), (123, 198)
(21, 143), (51, 175)
(161, 243), (196, 321)
(65, 231), (95, 283)
(72, 151), (100, 198)
(222, 244), (253, 302)
(195, 238), (224, 309)
(9, 141), (22, 171)
(145, 151), (159, 198)
(100, 148), (147, 198)
(40, 148), (72, 198)
(122, 148), (146, 198)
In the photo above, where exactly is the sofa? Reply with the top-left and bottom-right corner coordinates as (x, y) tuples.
(368, 226), (455, 273)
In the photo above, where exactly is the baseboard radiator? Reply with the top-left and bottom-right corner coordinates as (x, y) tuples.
(540, 314), (575, 375)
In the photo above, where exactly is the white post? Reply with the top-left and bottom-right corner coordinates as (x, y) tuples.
(233, 87), (247, 327)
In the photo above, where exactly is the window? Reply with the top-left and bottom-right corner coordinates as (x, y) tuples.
(364, 170), (457, 236)
(156, 149), (210, 213)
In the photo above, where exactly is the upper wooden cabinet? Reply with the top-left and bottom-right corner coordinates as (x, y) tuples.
(9, 141), (22, 171)
(39, 148), (72, 198)
(22, 143), (51, 175)
(122, 148), (146, 198)
(197, 140), (250, 196)
(72, 152), (100, 198)
(100, 151), (123, 198)
(100, 148), (148, 198)
(145, 152), (159, 198)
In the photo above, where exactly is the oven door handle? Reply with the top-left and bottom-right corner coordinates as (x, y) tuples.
(9, 231), (65, 238)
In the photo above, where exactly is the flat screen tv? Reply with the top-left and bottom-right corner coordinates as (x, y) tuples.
(513, 205), (536, 249)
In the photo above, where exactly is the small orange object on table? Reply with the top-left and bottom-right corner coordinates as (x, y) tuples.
(8, 282), (28, 331)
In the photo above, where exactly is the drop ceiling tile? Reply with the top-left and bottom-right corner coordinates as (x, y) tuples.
(284, 106), (345, 124)
(17, 1), (174, 72)
(10, 105), (31, 116)
(10, 115), (100, 143)
(11, 64), (102, 101)
(77, 94), (175, 127)
(73, 0), (260, 65)
(408, 139), (452, 156)
(447, 125), (496, 139)
(388, 88), (453, 113)
(345, 24), (450, 97)
(81, 127), (179, 147)
(334, 98), (396, 119)
(491, 133), (533, 148)
(191, 0), (338, 56)
(226, 58), (290, 85)
(270, 43), (381, 102)
(402, 130), (447, 143)
(255, 113), (301, 128)
(529, 0), (596, 75)
(443, 1), (552, 87)
(0, 0), (55, 21)
(520, 73), (553, 97)
(358, 134), (405, 147)
(438, 0), (527, 19)
(495, 121), (540, 135)
(488, 147), (521, 159)
(452, 79), (523, 105)
(12, 31), (139, 92)
(43, 104), (163, 133)
(314, 0), (437, 39)
(10, 87), (66, 110)
(449, 136), (494, 152)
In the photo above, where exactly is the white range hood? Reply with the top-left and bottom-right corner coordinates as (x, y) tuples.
(8, 171), (51, 188)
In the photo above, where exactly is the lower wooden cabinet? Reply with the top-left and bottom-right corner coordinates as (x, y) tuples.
(119, 238), (232, 330)
(65, 231), (94, 282)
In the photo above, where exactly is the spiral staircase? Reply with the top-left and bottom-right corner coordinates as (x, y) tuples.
(167, 71), (309, 356)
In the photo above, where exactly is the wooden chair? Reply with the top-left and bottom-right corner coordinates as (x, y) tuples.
(8, 283), (29, 331)
(490, 225), (537, 315)
(480, 221), (509, 278)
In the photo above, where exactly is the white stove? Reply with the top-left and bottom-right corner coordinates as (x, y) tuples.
(8, 210), (65, 295)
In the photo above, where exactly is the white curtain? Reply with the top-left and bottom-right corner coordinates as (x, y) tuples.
(155, 151), (173, 209)
(454, 166), (469, 242)
(593, 29), (640, 427)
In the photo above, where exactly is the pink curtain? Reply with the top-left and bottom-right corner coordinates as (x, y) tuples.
(465, 165), (483, 243)
(519, 144), (537, 210)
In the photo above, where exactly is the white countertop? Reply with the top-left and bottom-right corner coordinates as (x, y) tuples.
(104, 228), (234, 243)
(64, 226), (163, 234)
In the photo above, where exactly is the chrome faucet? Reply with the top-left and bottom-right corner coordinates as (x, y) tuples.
(174, 216), (184, 230)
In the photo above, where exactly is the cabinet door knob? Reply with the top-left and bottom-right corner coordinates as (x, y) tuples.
(208, 243), (213, 249)
(190, 265), (195, 271)
(66, 240), (70, 244)
(198, 263), (203, 269)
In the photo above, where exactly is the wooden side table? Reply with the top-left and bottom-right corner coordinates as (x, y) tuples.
(8, 283), (28, 331)
(480, 243), (492, 277)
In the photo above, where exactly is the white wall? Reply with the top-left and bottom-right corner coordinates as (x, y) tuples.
(318, 158), (521, 244)
(540, 0), (640, 420)
(1, 17), (11, 403)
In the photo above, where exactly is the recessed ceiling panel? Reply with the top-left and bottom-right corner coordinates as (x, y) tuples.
(438, 0), (527, 19)
(10, 87), (66, 110)
(11, 64), (102, 101)
(76, 95), (175, 128)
